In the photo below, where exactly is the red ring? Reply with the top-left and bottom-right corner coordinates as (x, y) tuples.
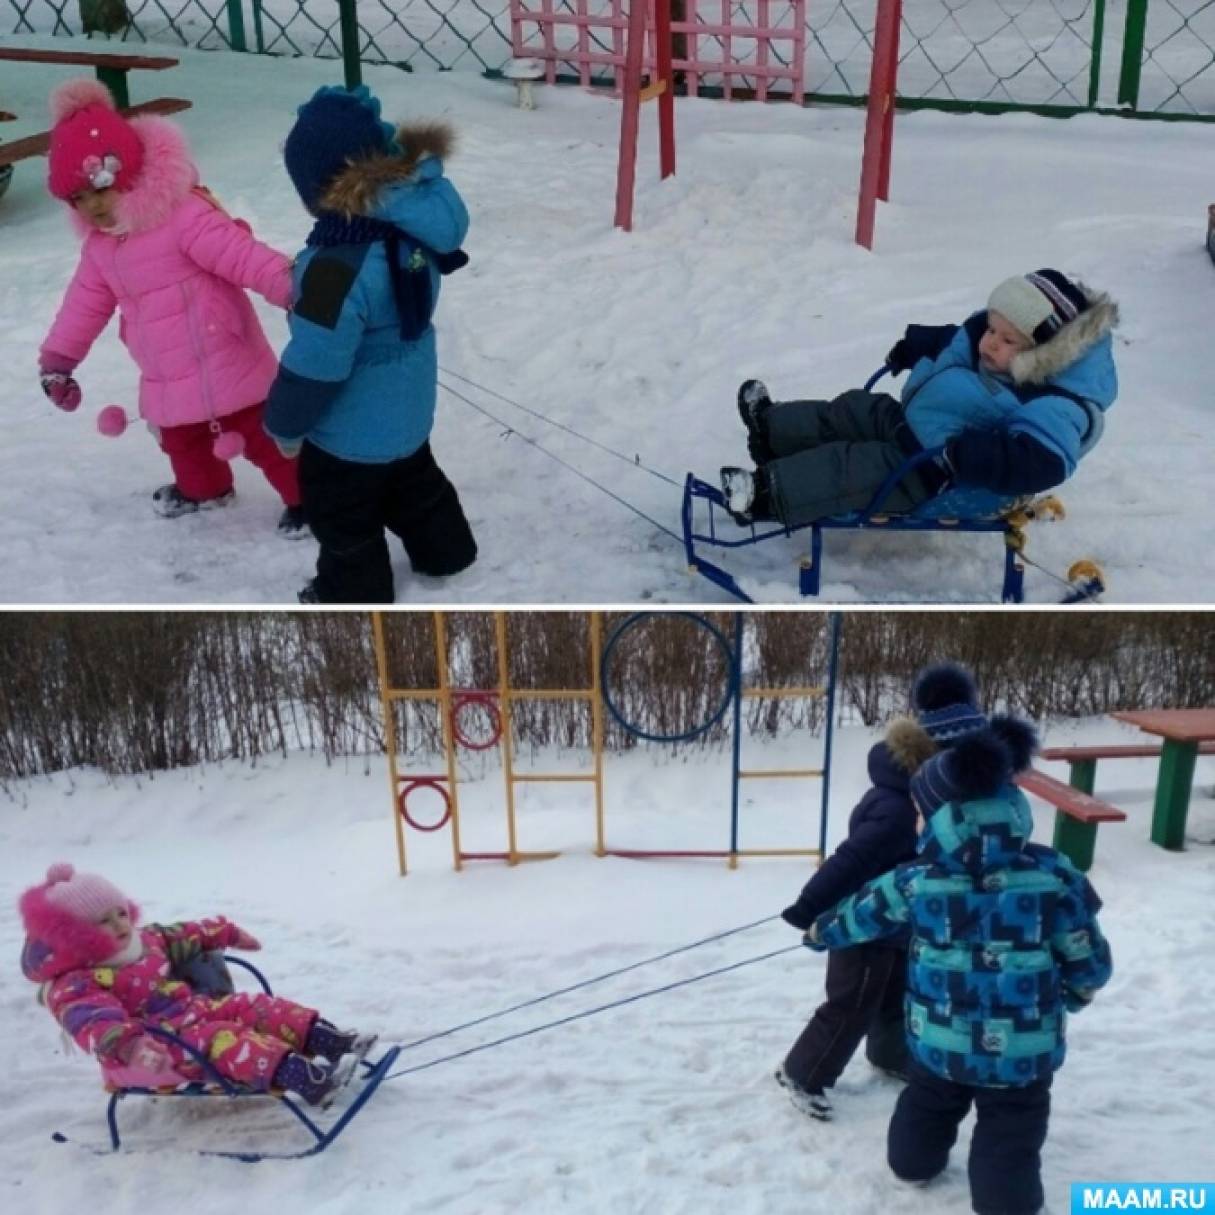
(450, 691), (503, 752)
(397, 778), (453, 832)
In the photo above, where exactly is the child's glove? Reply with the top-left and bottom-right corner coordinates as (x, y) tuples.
(802, 924), (823, 948)
(125, 1036), (175, 1072)
(40, 369), (82, 412)
(230, 927), (261, 951)
(273, 439), (302, 460)
(884, 338), (914, 375)
(1063, 987), (1095, 1013)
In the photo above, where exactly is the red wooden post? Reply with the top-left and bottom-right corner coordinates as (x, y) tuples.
(655, 0), (676, 178)
(614, 0), (649, 231)
(855, 0), (901, 249)
(877, 0), (902, 200)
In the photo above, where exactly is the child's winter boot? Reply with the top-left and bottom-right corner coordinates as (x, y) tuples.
(277, 504), (308, 538)
(720, 467), (775, 526)
(273, 1053), (346, 1107)
(306, 1019), (379, 1065)
(737, 379), (774, 462)
(774, 1065), (833, 1121)
(152, 484), (235, 519)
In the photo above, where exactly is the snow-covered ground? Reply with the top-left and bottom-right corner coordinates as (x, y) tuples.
(2, 715), (1213, 1213)
(1, 35), (1214, 603)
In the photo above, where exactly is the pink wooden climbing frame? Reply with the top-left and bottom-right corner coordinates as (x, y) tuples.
(509, 0), (806, 103)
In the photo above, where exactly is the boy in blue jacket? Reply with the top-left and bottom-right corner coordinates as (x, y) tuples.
(803, 698), (1112, 1215)
(721, 269), (1119, 527)
(266, 86), (477, 603)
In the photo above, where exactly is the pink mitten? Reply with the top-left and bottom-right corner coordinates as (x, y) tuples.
(40, 369), (82, 412)
(231, 927), (261, 951)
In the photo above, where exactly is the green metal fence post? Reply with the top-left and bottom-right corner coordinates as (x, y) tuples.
(338, 0), (362, 89)
(251, 0), (265, 54)
(95, 66), (129, 110)
(1087, 0), (1107, 109)
(1117, 0), (1150, 108)
(225, 0), (248, 52)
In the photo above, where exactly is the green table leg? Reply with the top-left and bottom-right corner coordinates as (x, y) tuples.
(95, 66), (129, 110)
(1053, 812), (1096, 872)
(1067, 758), (1097, 795)
(1150, 739), (1197, 851)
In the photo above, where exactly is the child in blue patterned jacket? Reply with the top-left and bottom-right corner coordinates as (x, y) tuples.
(721, 268), (1119, 527)
(802, 682), (1112, 1215)
(265, 85), (478, 603)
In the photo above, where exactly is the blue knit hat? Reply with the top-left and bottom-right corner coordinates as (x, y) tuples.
(284, 85), (398, 214)
(910, 715), (1038, 818)
(911, 662), (988, 744)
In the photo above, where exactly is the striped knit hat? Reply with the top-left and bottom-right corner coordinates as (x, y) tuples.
(987, 269), (1089, 345)
(911, 662), (988, 744)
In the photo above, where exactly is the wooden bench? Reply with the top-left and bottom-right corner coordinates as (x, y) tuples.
(1041, 742), (1215, 796)
(0, 47), (181, 110)
(0, 97), (192, 167)
(1014, 768), (1127, 872)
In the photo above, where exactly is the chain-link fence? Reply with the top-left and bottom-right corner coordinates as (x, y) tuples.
(6, 0), (1214, 115)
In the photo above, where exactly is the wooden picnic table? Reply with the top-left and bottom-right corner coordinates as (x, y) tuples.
(0, 46), (180, 110)
(1109, 709), (1215, 850)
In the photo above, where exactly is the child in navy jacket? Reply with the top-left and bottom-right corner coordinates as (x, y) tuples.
(776, 713), (937, 1119)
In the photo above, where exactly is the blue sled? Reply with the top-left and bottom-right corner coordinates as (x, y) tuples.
(682, 467), (1025, 604)
(52, 954), (400, 1162)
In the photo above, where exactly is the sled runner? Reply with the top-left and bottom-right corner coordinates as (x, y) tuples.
(52, 953), (399, 1162)
(685, 370), (1105, 604)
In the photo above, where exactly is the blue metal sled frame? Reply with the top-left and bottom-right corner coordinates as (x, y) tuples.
(56, 956), (401, 1162)
(682, 457), (1024, 605)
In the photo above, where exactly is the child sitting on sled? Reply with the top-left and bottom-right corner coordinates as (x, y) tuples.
(19, 863), (377, 1106)
(721, 268), (1119, 527)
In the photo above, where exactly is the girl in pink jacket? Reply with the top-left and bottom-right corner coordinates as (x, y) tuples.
(19, 863), (377, 1106)
(38, 79), (304, 533)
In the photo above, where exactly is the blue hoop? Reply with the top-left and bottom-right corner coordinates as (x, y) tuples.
(600, 612), (739, 744)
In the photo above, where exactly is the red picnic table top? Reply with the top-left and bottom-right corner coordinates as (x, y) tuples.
(1110, 709), (1215, 744)
(0, 47), (179, 70)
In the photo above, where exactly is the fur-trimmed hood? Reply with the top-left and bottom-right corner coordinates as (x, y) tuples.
(1010, 282), (1119, 386)
(320, 122), (456, 219)
(877, 716), (938, 781)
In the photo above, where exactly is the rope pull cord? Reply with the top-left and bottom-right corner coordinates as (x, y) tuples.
(395, 913), (780, 1055)
(387, 941), (800, 1081)
(438, 374), (684, 544)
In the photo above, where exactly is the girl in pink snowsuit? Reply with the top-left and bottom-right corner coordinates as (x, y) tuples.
(37, 78), (304, 533)
(19, 864), (375, 1106)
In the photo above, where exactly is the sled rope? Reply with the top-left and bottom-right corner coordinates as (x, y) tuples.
(439, 376), (684, 543)
(1016, 550), (1103, 602)
(386, 943), (800, 1080)
(440, 366), (683, 488)
(396, 914), (781, 1054)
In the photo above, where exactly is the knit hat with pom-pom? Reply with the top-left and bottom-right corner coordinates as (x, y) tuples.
(911, 662), (988, 744)
(910, 715), (1039, 817)
(47, 78), (144, 200)
(18, 863), (140, 979)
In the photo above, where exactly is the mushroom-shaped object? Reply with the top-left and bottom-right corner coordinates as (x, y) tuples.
(503, 58), (545, 110)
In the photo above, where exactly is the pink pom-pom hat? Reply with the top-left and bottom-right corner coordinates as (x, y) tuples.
(18, 863), (141, 979)
(47, 78), (144, 201)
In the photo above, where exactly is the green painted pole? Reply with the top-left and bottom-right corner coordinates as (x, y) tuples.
(1117, 0), (1149, 109)
(1053, 812), (1097, 872)
(1150, 739), (1197, 850)
(225, 0), (248, 52)
(338, 0), (362, 89)
(1087, 0), (1106, 109)
(1067, 758), (1097, 795)
(95, 66), (129, 109)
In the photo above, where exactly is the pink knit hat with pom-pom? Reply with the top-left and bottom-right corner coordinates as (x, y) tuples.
(18, 863), (140, 978)
(47, 78), (144, 201)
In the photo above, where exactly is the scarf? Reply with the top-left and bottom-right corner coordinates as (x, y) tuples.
(306, 212), (467, 341)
